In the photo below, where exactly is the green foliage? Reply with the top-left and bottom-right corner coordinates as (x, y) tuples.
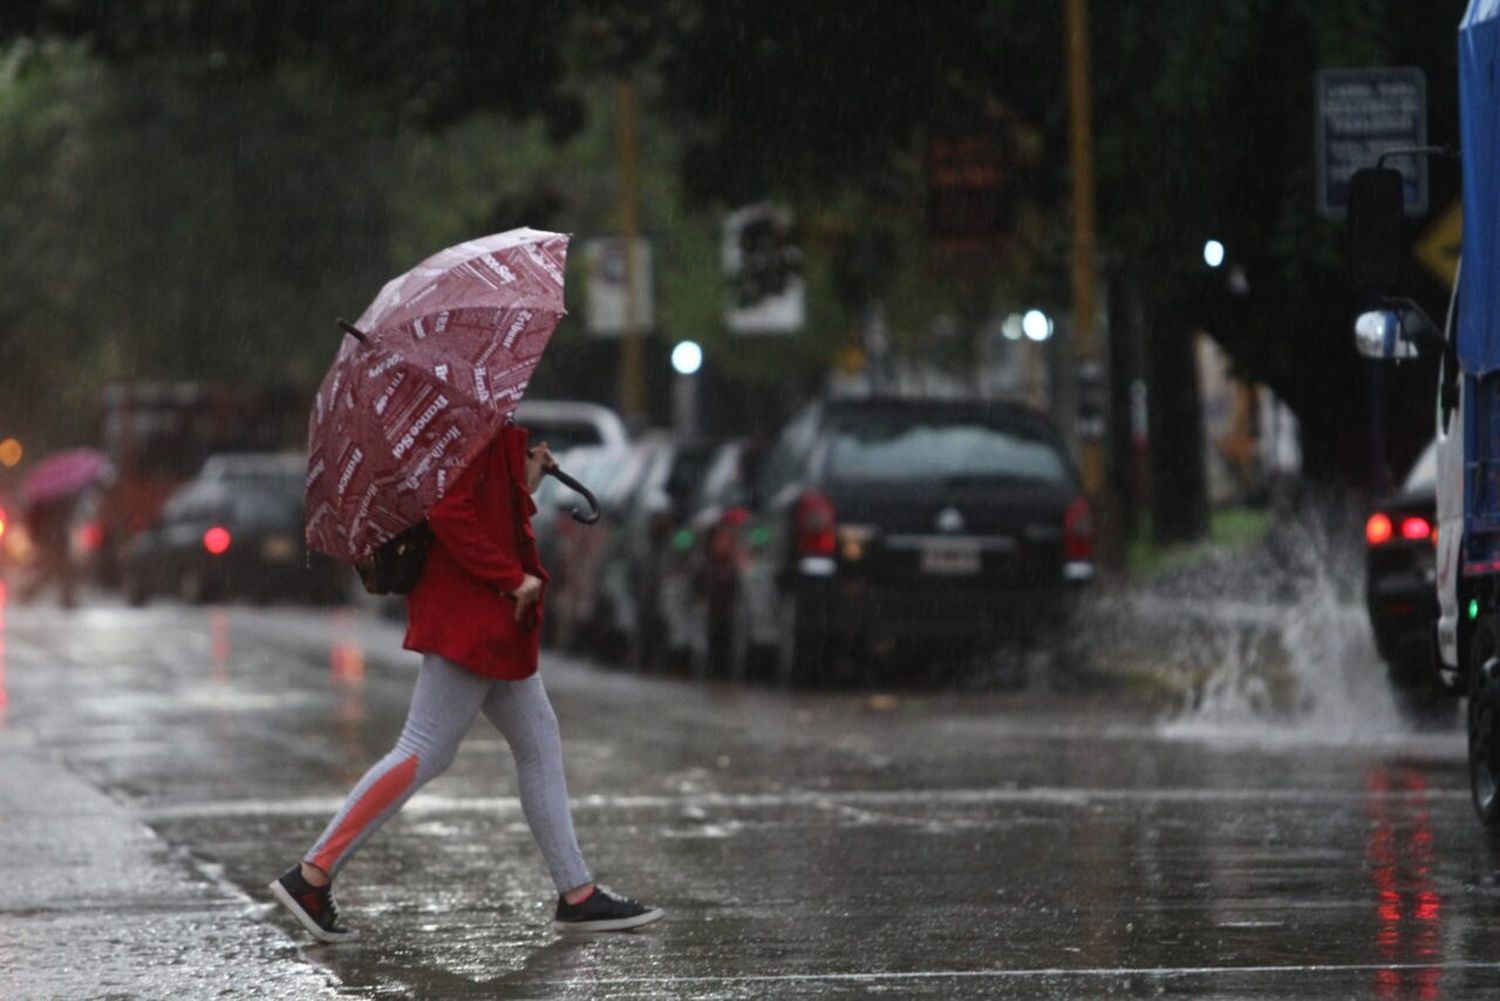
(0, 42), (392, 447)
(0, 0), (1476, 468)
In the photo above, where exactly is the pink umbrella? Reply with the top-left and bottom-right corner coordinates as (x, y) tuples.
(21, 447), (112, 506)
(305, 228), (571, 562)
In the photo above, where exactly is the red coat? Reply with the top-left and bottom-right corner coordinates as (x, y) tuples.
(403, 426), (547, 680)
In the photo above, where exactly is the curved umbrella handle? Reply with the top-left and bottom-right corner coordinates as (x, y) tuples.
(336, 317), (370, 344)
(544, 464), (601, 525)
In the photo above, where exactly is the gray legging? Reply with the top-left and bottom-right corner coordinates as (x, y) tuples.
(305, 653), (592, 893)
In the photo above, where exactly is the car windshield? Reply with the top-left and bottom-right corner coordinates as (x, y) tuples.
(827, 416), (1069, 485)
(664, 443), (715, 504)
(1404, 441), (1438, 492)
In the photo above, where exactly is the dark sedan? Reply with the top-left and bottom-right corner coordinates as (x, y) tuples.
(123, 452), (347, 606)
(1364, 441), (1438, 688)
(730, 397), (1093, 686)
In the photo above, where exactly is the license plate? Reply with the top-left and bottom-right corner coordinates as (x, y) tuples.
(261, 535), (297, 562)
(920, 539), (981, 575)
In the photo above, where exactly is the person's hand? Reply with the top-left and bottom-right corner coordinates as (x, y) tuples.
(511, 573), (543, 623)
(524, 442), (556, 494)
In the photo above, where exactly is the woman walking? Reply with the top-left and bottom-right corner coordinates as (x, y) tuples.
(270, 423), (662, 942)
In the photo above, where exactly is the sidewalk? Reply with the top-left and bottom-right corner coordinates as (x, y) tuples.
(0, 726), (339, 999)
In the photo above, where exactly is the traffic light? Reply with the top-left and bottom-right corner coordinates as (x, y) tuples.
(729, 207), (802, 308)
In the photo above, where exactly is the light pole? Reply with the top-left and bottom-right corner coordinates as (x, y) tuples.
(1066, 0), (1103, 499)
(670, 340), (703, 437)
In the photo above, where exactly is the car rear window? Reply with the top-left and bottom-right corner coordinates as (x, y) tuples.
(522, 422), (602, 454)
(232, 488), (302, 529)
(827, 415), (1070, 485)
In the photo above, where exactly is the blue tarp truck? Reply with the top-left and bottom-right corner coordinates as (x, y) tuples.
(1354, 0), (1500, 827)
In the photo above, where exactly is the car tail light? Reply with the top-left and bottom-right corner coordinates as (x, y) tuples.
(649, 511), (676, 543)
(1064, 496), (1094, 562)
(710, 507), (749, 562)
(203, 526), (232, 555)
(1400, 516), (1432, 541)
(1366, 513), (1394, 546)
(795, 491), (837, 557)
(0, 506), (6, 542)
(75, 520), (103, 553)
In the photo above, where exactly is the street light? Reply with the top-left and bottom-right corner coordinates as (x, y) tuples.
(1022, 309), (1053, 342)
(1203, 239), (1226, 269)
(671, 340), (703, 376)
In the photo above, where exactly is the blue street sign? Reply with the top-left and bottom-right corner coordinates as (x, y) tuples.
(1316, 67), (1428, 219)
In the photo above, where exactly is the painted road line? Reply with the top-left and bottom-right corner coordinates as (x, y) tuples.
(136, 783), (1473, 821)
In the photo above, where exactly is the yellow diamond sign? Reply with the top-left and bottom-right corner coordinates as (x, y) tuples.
(1415, 199), (1462, 288)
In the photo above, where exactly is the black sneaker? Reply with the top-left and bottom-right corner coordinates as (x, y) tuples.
(553, 885), (664, 933)
(269, 865), (359, 943)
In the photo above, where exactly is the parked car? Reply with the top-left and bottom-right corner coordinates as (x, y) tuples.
(669, 438), (766, 677)
(589, 433), (719, 669)
(728, 398), (1094, 685)
(1364, 440), (1439, 688)
(538, 443), (646, 652)
(122, 452), (347, 606)
(514, 399), (630, 454)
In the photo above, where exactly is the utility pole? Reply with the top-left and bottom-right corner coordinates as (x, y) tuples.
(614, 76), (645, 426)
(1066, 0), (1103, 497)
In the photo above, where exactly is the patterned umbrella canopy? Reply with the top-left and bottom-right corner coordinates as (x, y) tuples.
(305, 228), (569, 562)
(21, 447), (112, 506)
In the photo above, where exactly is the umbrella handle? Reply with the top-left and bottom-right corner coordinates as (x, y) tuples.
(544, 465), (601, 525)
(337, 317), (370, 344)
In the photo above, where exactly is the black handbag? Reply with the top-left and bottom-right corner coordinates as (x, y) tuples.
(351, 462), (597, 596)
(355, 521), (434, 595)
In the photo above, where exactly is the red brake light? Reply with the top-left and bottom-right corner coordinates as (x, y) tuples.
(1064, 496), (1094, 562)
(1366, 513), (1393, 546)
(75, 520), (103, 553)
(1400, 516), (1432, 541)
(203, 526), (232, 555)
(795, 491), (837, 557)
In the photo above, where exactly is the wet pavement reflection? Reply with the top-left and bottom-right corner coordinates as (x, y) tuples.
(0, 580), (8, 723)
(3, 597), (1500, 997)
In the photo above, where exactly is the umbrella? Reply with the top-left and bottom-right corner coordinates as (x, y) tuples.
(21, 448), (112, 506)
(306, 228), (591, 562)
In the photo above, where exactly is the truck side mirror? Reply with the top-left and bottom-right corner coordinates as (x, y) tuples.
(1347, 167), (1405, 292)
(1354, 311), (1419, 360)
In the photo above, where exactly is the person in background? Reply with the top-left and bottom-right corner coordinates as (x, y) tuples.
(18, 495), (78, 608)
(269, 423), (663, 942)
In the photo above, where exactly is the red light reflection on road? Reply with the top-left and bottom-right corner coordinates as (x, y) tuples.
(210, 609), (231, 685)
(0, 580), (8, 721)
(1365, 767), (1442, 1000)
(329, 609), (367, 782)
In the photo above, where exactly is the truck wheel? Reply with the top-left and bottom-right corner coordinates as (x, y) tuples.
(1467, 616), (1500, 829)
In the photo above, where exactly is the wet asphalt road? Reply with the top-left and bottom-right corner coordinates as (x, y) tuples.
(6, 593), (1500, 999)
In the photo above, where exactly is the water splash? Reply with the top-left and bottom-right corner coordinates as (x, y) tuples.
(1108, 498), (1458, 749)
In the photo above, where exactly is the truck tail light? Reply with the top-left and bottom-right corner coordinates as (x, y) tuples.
(1064, 496), (1094, 562)
(795, 491), (837, 557)
(1366, 513), (1394, 546)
